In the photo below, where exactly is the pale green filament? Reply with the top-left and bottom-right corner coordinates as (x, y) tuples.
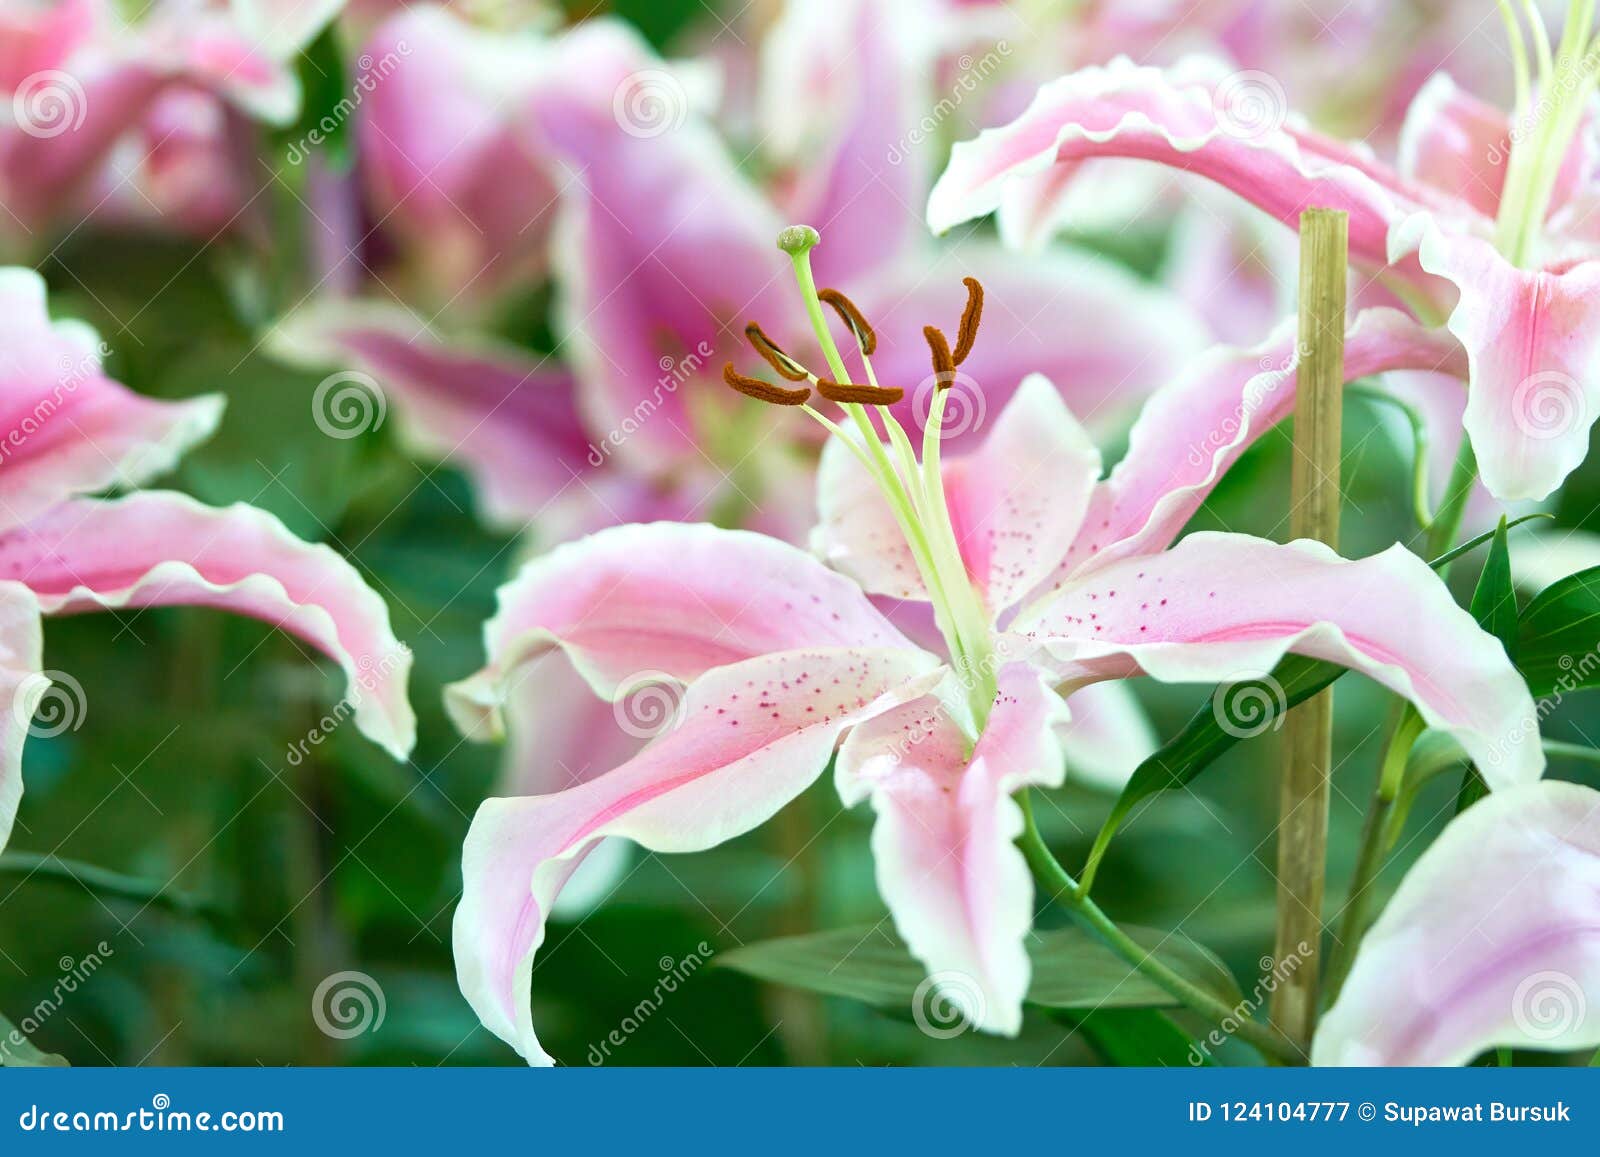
(779, 233), (997, 725)
(1494, 0), (1600, 266)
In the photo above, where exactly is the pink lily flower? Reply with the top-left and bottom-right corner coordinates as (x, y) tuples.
(0, 0), (338, 244)
(348, 4), (575, 311)
(0, 267), (414, 852)
(1315, 780), (1600, 1066)
(927, 4), (1600, 503)
(294, 4), (1211, 521)
(444, 231), (1539, 1063)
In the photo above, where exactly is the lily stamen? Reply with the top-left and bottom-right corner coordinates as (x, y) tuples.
(952, 276), (984, 366)
(817, 288), (877, 354)
(924, 324), (956, 385)
(744, 321), (810, 380)
(816, 379), (905, 405)
(722, 363), (811, 405)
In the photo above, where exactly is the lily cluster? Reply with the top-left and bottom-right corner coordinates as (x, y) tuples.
(6, 0), (1600, 1072)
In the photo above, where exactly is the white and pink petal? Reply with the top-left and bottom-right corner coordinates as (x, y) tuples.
(1315, 781), (1600, 1066)
(446, 522), (927, 739)
(835, 664), (1069, 1035)
(0, 269), (223, 531)
(0, 581), (43, 853)
(1390, 218), (1600, 502)
(927, 56), (1448, 276)
(454, 645), (945, 1062)
(1017, 533), (1541, 788)
(0, 492), (414, 760)
(1038, 309), (1465, 590)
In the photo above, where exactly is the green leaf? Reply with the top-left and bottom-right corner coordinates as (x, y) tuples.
(717, 923), (1240, 1015)
(1516, 565), (1600, 697)
(0, 1012), (68, 1067)
(1469, 517), (1517, 657)
(1081, 654), (1341, 887)
(1054, 1008), (1205, 1066)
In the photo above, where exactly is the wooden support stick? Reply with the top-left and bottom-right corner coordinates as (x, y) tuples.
(1270, 208), (1348, 1055)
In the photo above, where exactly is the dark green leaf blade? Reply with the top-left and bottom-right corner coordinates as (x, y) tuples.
(1516, 565), (1600, 697)
(1054, 1008), (1206, 1066)
(717, 923), (1239, 1015)
(1470, 517), (1517, 657)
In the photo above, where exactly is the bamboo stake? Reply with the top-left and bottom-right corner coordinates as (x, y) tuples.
(1270, 208), (1348, 1055)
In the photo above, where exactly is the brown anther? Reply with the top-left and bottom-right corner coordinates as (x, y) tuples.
(817, 288), (877, 355)
(952, 276), (984, 365)
(723, 363), (812, 406)
(816, 379), (904, 405)
(923, 325), (956, 388)
(743, 322), (809, 381)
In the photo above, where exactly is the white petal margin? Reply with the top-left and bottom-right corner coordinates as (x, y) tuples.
(454, 647), (945, 1063)
(835, 664), (1069, 1035)
(1314, 781), (1600, 1066)
(0, 582), (43, 852)
(446, 523), (920, 740)
(1015, 534), (1543, 789)
(0, 493), (415, 760)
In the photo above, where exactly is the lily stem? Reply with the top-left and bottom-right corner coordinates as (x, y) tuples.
(1017, 793), (1301, 1066)
(1271, 207), (1348, 1051)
